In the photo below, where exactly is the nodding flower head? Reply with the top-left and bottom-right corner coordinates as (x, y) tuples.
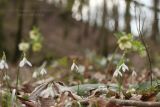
(3, 74), (10, 81)
(113, 68), (122, 77)
(132, 70), (137, 77)
(71, 59), (79, 72)
(40, 68), (47, 76)
(32, 62), (47, 78)
(0, 52), (9, 70)
(121, 63), (129, 72)
(19, 53), (32, 68)
(113, 63), (129, 77)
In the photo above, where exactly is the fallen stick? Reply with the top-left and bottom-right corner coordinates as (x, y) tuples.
(108, 98), (160, 107)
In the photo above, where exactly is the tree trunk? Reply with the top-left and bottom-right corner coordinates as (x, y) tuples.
(31, 0), (39, 28)
(99, 0), (108, 56)
(113, 2), (119, 32)
(0, 1), (7, 52)
(151, 0), (159, 43)
(125, 0), (131, 33)
(13, 0), (25, 62)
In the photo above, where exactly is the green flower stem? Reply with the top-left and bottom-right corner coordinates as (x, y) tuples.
(16, 67), (20, 92)
(77, 81), (80, 95)
(1, 69), (11, 91)
(107, 46), (119, 72)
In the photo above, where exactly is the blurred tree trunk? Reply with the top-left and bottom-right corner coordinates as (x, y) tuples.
(13, 0), (25, 62)
(31, 0), (39, 27)
(62, 0), (74, 39)
(83, 18), (89, 39)
(0, 1), (7, 52)
(151, 0), (159, 43)
(99, 0), (108, 56)
(113, 2), (119, 32)
(83, 1), (90, 38)
(0, 11), (4, 52)
(125, 0), (131, 33)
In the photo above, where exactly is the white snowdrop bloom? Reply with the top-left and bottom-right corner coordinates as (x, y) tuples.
(3, 74), (10, 81)
(19, 57), (32, 67)
(32, 62), (47, 78)
(113, 68), (122, 77)
(121, 63), (129, 72)
(40, 68), (47, 76)
(113, 63), (129, 77)
(32, 71), (39, 78)
(71, 62), (79, 72)
(132, 70), (137, 77)
(0, 59), (8, 70)
(40, 85), (55, 98)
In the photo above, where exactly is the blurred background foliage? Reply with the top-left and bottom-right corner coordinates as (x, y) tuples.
(0, 0), (160, 68)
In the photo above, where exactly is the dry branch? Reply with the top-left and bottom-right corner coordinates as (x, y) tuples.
(108, 98), (160, 107)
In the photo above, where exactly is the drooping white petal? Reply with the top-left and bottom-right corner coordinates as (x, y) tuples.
(132, 70), (137, 77)
(74, 64), (79, 71)
(121, 63), (129, 72)
(0, 62), (4, 69)
(71, 63), (75, 71)
(113, 69), (123, 77)
(32, 71), (38, 78)
(19, 58), (25, 67)
(19, 57), (32, 67)
(4, 63), (9, 69)
(0, 60), (9, 70)
(113, 69), (119, 77)
(118, 70), (123, 77)
(40, 68), (47, 76)
(3, 75), (10, 80)
(26, 60), (32, 67)
(71, 62), (79, 72)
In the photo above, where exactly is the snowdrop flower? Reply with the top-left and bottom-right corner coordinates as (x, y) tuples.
(3, 74), (10, 81)
(40, 68), (47, 76)
(39, 62), (47, 76)
(132, 70), (137, 77)
(121, 63), (129, 72)
(19, 54), (32, 67)
(0, 52), (8, 70)
(32, 62), (47, 78)
(71, 62), (79, 72)
(113, 63), (129, 77)
(113, 68), (122, 77)
(40, 85), (55, 98)
(32, 71), (38, 78)
(0, 60), (9, 70)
